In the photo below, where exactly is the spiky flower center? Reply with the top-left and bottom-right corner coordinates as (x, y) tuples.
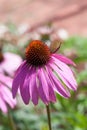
(25, 40), (50, 66)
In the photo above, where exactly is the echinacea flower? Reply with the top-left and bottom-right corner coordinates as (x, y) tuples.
(0, 73), (16, 113)
(0, 51), (22, 76)
(12, 40), (77, 105)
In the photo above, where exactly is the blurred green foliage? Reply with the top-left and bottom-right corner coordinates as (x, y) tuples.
(61, 36), (87, 63)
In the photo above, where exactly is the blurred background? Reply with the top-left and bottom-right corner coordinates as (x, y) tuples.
(0, 0), (87, 130)
(0, 0), (87, 35)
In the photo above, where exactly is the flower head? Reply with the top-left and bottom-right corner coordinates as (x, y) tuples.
(12, 40), (77, 105)
(0, 73), (16, 113)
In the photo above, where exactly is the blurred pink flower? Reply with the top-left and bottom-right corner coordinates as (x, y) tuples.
(0, 52), (22, 76)
(0, 73), (16, 113)
(12, 40), (77, 105)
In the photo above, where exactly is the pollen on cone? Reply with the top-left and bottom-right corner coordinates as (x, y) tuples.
(25, 40), (50, 66)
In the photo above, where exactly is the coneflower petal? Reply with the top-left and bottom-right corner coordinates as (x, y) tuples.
(20, 66), (34, 104)
(0, 74), (12, 88)
(20, 76), (30, 104)
(29, 68), (38, 105)
(53, 54), (76, 66)
(38, 85), (48, 104)
(37, 69), (49, 104)
(46, 66), (70, 98)
(12, 61), (29, 98)
(52, 56), (77, 87)
(44, 67), (56, 102)
(49, 63), (76, 91)
(1, 86), (16, 108)
(38, 68), (49, 101)
(0, 96), (7, 113)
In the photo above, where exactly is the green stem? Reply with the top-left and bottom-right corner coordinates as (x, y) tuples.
(46, 105), (52, 130)
(8, 110), (16, 130)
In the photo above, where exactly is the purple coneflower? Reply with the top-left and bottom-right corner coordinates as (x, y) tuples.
(0, 73), (16, 113)
(0, 51), (22, 76)
(12, 40), (77, 105)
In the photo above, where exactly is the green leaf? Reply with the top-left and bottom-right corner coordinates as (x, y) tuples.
(77, 70), (87, 84)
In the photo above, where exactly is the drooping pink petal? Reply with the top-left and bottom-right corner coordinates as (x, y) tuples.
(46, 66), (70, 98)
(49, 62), (76, 91)
(1, 86), (16, 108)
(15, 61), (27, 74)
(0, 73), (12, 88)
(37, 69), (49, 104)
(52, 54), (76, 66)
(44, 67), (56, 102)
(38, 67), (49, 101)
(19, 66), (33, 104)
(38, 84), (48, 104)
(12, 61), (29, 98)
(1, 52), (22, 76)
(20, 77), (30, 104)
(52, 56), (77, 87)
(0, 96), (7, 113)
(29, 68), (38, 105)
